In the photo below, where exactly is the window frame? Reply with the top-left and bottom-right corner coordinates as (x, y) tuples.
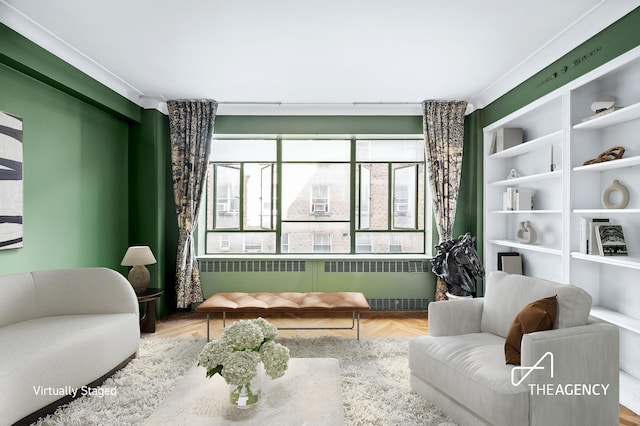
(202, 135), (430, 256)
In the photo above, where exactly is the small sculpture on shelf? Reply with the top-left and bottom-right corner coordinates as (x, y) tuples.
(581, 96), (622, 123)
(582, 146), (625, 166)
(506, 168), (520, 179)
(601, 179), (630, 209)
(516, 221), (537, 244)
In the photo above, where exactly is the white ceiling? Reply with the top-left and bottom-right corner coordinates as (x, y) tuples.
(1, 0), (637, 115)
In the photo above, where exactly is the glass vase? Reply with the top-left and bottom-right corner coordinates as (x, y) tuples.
(229, 375), (262, 408)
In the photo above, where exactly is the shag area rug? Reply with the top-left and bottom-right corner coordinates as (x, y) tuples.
(33, 336), (456, 426)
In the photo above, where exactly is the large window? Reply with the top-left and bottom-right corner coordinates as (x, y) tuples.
(204, 137), (428, 255)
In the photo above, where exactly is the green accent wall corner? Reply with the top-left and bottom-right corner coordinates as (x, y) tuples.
(0, 61), (129, 274)
(129, 109), (172, 317)
(0, 24), (140, 123)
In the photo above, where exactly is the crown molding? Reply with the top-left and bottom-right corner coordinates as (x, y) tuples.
(469, 1), (639, 110)
(0, 0), (144, 106)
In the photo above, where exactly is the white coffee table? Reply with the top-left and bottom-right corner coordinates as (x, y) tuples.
(144, 358), (344, 425)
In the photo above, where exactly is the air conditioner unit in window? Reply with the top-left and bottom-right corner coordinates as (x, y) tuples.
(312, 203), (328, 213)
(395, 203), (409, 216)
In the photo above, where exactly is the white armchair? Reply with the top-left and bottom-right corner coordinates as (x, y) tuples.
(409, 271), (619, 426)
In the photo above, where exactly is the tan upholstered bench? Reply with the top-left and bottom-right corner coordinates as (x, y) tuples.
(196, 292), (371, 340)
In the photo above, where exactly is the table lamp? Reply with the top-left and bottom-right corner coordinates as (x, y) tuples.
(121, 246), (157, 294)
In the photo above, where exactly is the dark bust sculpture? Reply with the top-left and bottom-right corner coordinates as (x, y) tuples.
(431, 233), (484, 297)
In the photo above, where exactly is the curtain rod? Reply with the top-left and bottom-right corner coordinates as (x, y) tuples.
(217, 101), (423, 105)
(138, 96), (422, 106)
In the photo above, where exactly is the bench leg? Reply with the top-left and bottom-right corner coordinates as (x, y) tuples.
(206, 313), (210, 342)
(205, 313), (228, 342)
(207, 310), (364, 340)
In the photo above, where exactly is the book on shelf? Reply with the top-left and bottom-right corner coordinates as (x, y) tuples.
(580, 107), (623, 123)
(502, 187), (533, 211)
(594, 224), (628, 256)
(494, 128), (522, 152)
(497, 252), (522, 275)
(579, 218), (610, 255)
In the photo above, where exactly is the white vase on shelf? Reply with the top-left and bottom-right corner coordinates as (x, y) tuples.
(516, 221), (537, 244)
(601, 179), (630, 209)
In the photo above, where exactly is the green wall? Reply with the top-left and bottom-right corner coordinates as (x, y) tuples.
(215, 115), (423, 134)
(0, 60), (130, 272)
(129, 109), (172, 316)
(0, 25), (169, 312)
(201, 260), (433, 302)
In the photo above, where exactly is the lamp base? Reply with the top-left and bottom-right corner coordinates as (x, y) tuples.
(128, 265), (150, 294)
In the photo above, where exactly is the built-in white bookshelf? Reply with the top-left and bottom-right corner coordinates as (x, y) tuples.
(483, 46), (640, 414)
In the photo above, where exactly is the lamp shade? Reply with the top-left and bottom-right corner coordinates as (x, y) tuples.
(121, 246), (157, 266)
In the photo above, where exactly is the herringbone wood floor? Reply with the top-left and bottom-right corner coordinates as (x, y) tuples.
(145, 311), (639, 425)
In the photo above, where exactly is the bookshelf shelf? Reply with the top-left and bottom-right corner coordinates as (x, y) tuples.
(488, 170), (562, 186)
(491, 210), (561, 214)
(489, 130), (562, 159)
(590, 306), (640, 333)
(573, 209), (640, 214)
(573, 155), (640, 172)
(571, 252), (640, 269)
(488, 239), (562, 255)
(573, 101), (640, 130)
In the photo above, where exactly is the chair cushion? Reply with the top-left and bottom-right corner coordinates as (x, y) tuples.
(409, 333), (529, 425)
(505, 295), (558, 365)
(481, 271), (591, 338)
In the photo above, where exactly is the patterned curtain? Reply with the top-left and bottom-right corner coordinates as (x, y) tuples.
(423, 100), (468, 301)
(167, 100), (217, 308)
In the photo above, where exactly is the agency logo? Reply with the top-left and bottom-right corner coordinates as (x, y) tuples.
(511, 351), (553, 387)
(510, 351), (610, 396)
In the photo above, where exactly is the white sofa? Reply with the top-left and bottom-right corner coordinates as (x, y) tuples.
(409, 271), (619, 426)
(0, 267), (140, 425)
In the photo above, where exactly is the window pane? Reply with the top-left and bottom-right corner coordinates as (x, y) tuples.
(356, 140), (424, 162)
(282, 140), (350, 161)
(206, 232), (276, 254)
(281, 164), (350, 221)
(393, 165), (417, 229)
(355, 232), (424, 253)
(260, 165), (275, 229)
(359, 165), (371, 229)
(212, 140), (276, 161)
(204, 137), (429, 256)
(242, 163), (275, 230)
(281, 222), (350, 253)
(215, 164), (240, 229)
(356, 163), (388, 230)
(206, 163), (214, 230)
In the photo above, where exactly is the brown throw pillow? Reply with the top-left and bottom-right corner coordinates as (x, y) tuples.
(504, 295), (558, 365)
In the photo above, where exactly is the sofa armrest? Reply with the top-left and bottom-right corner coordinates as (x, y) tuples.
(427, 298), (484, 336)
(32, 267), (139, 317)
(520, 323), (619, 426)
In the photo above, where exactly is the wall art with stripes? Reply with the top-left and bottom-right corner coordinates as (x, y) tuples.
(0, 110), (23, 250)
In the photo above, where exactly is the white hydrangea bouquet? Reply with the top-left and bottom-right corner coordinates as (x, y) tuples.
(198, 317), (290, 407)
